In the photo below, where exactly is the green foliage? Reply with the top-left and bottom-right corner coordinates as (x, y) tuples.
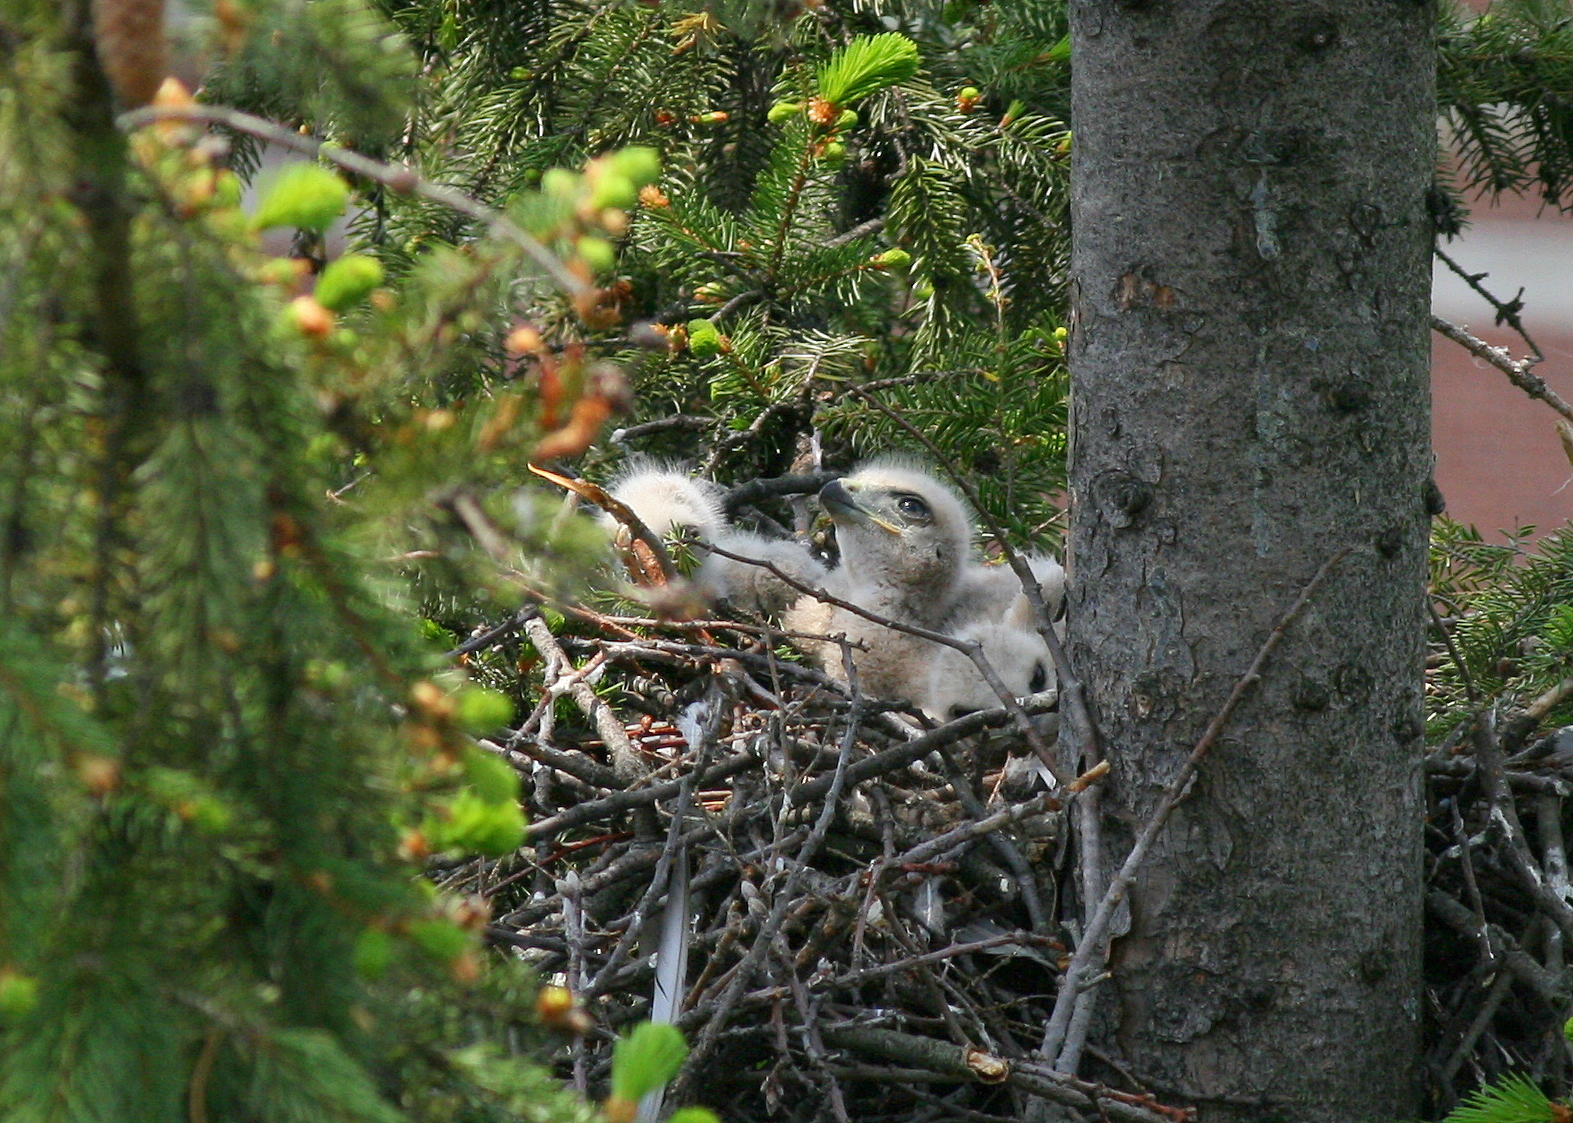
(816, 33), (921, 106)
(344, 0), (1077, 552)
(1441, 1074), (1561, 1123)
(230, 1028), (407, 1123)
(0, 3), (622, 1120)
(1439, 0), (1573, 208)
(1428, 520), (1573, 737)
(201, 0), (416, 162)
(610, 1021), (690, 1103)
(252, 162), (352, 232)
(315, 253), (387, 312)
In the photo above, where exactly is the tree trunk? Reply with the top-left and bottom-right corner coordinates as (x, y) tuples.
(1064, 2), (1434, 1119)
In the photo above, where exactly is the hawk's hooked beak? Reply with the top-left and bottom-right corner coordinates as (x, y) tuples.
(819, 479), (902, 535)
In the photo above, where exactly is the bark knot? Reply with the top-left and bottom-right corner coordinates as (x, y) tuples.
(1116, 270), (1175, 312)
(1093, 469), (1154, 529)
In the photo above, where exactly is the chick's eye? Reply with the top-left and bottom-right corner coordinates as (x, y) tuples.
(895, 495), (930, 520)
(1029, 662), (1048, 694)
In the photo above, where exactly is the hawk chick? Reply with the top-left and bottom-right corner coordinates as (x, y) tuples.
(783, 457), (1064, 713)
(919, 591), (1057, 723)
(605, 461), (824, 614)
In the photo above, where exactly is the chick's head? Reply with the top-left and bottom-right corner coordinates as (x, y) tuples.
(819, 460), (973, 615)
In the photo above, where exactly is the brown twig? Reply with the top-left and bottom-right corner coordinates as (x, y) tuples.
(523, 753), (760, 842)
(828, 930), (1060, 988)
(786, 695), (1060, 807)
(522, 611), (648, 786)
(671, 702), (868, 1101)
(1431, 314), (1573, 426)
(822, 1025), (1185, 1123)
(580, 693), (720, 1001)
(1470, 708), (1573, 945)
(1434, 244), (1544, 364)
(528, 464), (678, 584)
(893, 792), (1061, 867)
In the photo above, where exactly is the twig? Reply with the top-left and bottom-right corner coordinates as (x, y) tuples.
(1441, 970), (1516, 1091)
(722, 473), (838, 514)
(1485, 674), (1573, 767)
(526, 465), (678, 584)
(1471, 708), (1573, 944)
(1036, 546), (1351, 1065)
(487, 734), (621, 790)
(581, 701), (716, 1001)
(829, 931), (1060, 988)
(701, 395), (807, 477)
(823, 217), (886, 249)
(782, 956), (851, 1123)
(1536, 791), (1570, 975)
(821, 1025), (1184, 1123)
(117, 103), (587, 295)
(450, 608), (532, 658)
(1057, 779), (1104, 1074)
(1434, 244), (1543, 363)
(672, 703), (867, 1100)
(1425, 890), (1560, 1002)
(1449, 796), (1495, 969)
(936, 747), (1048, 932)
(1429, 601), (1479, 706)
(611, 415), (714, 443)
(523, 753), (759, 841)
(786, 695), (1059, 807)
(1430, 314), (1573, 426)
(522, 612), (647, 785)
(710, 289), (765, 323)
(894, 792), (1061, 867)
(1427, 757), (1573, 796)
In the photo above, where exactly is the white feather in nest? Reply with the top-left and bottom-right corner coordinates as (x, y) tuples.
(634, 693), (714, 1123)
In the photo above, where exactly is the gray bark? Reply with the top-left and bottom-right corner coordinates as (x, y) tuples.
(1064, 2), (1435, 1119)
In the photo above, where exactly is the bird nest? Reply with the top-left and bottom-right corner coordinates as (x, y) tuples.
(439, 601), (1177, 1123)
(428, 592), (1573, 1121)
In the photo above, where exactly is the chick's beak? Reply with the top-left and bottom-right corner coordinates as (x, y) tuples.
(818, 479), (901, 535)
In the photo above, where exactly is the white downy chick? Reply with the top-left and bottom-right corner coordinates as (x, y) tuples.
(918, 590), (1058, 723)
(813, 458), (976, 629)
(605, 461), (823, 614)
(709, 527), (828, 615)
(782, 459), (979, 701)
(604, 460), (727, 542)
(783, 457), (1067, 711)
(952, 553), (1067, 628)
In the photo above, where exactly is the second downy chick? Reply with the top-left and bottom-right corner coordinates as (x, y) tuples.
(605, 461), (824, 614)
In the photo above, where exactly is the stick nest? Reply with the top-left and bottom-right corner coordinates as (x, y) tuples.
(434, 605), (1573, 1122)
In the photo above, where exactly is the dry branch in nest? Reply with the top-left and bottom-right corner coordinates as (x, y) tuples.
(1422, 701), (1573, 1115)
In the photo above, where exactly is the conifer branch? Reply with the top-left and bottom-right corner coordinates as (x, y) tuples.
(117, 103), (588, 295)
